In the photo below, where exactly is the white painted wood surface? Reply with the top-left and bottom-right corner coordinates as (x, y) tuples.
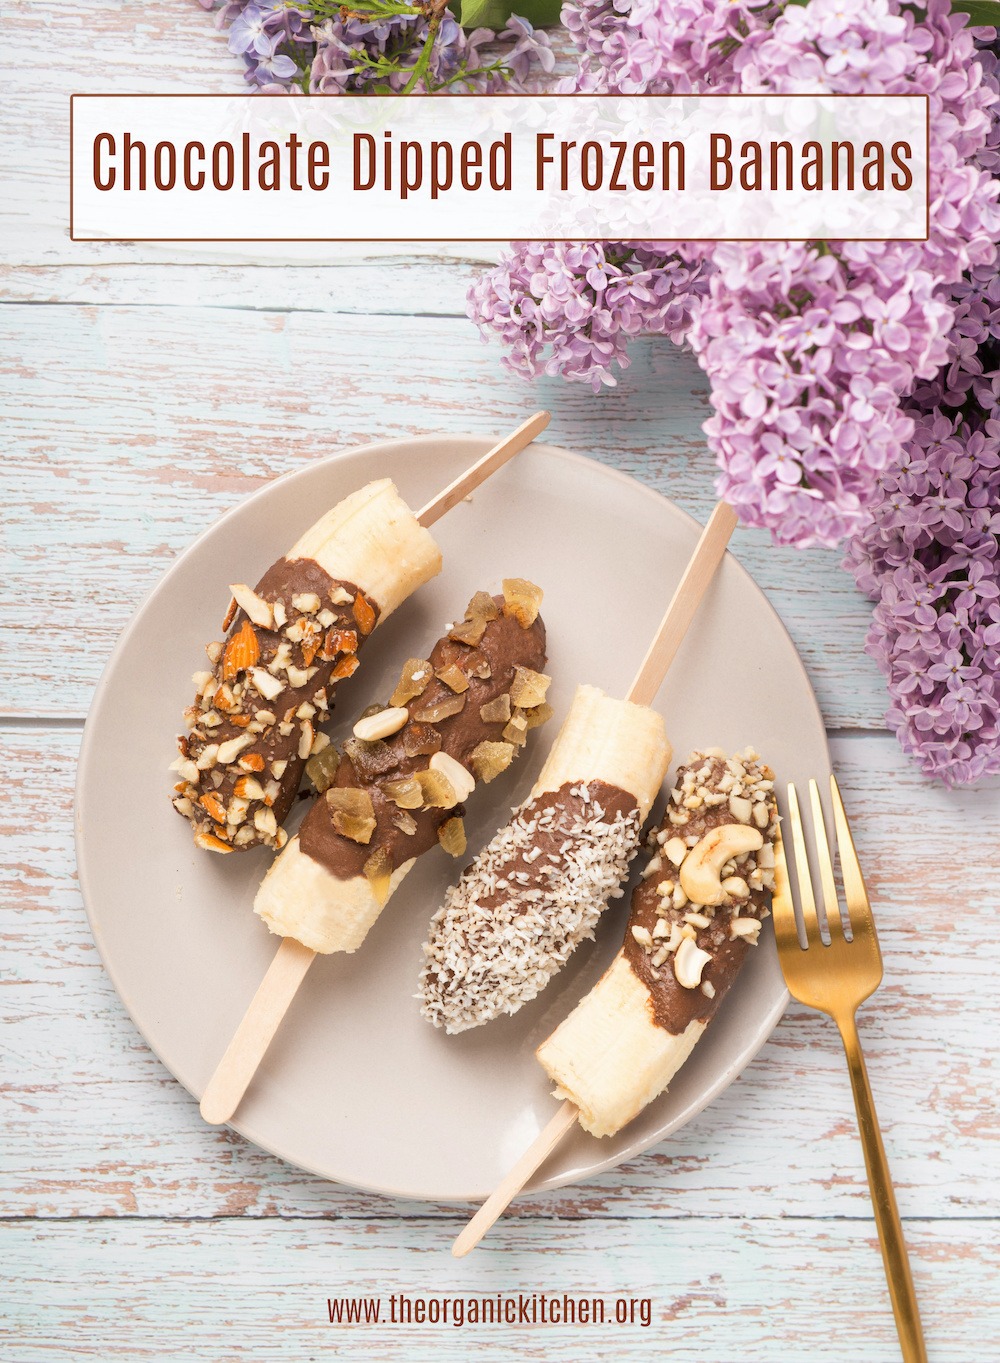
(2, 2), (999, 1357)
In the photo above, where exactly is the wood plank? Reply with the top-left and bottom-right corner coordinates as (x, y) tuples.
(3, 727), (997, 1221)
(0, 261), (480, 315)
(3, 1216), (996, 1361)
(0, 302), (885, 727)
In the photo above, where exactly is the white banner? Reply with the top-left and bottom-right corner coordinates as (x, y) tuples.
(70, 93), (929, 244)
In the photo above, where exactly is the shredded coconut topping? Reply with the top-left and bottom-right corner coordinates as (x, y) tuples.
(419, 782), (643, 1033)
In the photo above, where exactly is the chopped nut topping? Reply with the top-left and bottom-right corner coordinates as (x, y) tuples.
(229, 583), (274, 630)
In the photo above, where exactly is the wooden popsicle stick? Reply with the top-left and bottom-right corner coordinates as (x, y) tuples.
(452, 1101), (580, 1258)
(200, 937), (316, 1125)
(626, 501), (738, 707)
(200, 416), (550, 1128)
(416, 411), (550, 527)
(451, 500), (739, 1251)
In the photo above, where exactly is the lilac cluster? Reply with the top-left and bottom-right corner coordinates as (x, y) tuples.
(470, 0), (1000, 549)
(204, 1), (313, 90)
(846, 408), (1000, 785)
(311, 12), (553, 93)
(467, 241), (712, 391)
(199, 0), (554, 94)
(845, 35), (1000, 784)
(561, 0), (777, 93)
(675, 0), (999, 546)
(686, 242), (953, 546)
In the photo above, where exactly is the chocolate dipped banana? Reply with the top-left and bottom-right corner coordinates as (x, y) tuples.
(255, 582), (551, 954)
(537, 747), (778, 1137)
(172, 479), (442, 853)
(419, 683), (670, 1032)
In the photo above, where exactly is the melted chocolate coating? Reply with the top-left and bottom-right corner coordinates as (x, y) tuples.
(300, 598), (547, 879)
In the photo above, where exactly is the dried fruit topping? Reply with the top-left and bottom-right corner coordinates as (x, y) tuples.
(325, 787), (377, 844)
(222, 619), (260, 681)
(503, 711), (529, 748)
(352, 591), (377, 636)
(437, 816), (467, 858)
(524, 701), (554, 730)
(389, 658), (433, 708)
(436, 664), (470, 694)
(332, 654), (361, 680)
(509, 666), (551, 709)
(412, 693), (467, 724)
(415, 768), (459, 809)
(401, 722), (442, 758)
(391, 809), (418, 836)
(469, 740), (516, 783)
(381, 775), (424, 809)
(344, 736), (398, 781)
(363, 847), (393, 906)
(305, 744), (341, 793)
(479, 694), (512, 725)
(501, 578), (543, 628)
(449, 590), (499, 645)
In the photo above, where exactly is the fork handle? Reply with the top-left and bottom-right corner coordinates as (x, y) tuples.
(838, 1013), (927, 1363)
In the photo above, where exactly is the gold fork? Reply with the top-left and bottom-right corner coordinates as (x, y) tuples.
(772, 775), (927, 1363)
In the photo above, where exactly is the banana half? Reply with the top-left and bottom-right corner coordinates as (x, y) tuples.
(290, 478), (442, 618)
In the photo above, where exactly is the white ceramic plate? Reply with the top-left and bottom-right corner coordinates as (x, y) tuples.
(76, 435), (828, 1202)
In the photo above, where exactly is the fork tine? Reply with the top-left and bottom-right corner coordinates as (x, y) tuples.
(808, 778), (843, 941)
(830, 774), (877, 944)
(787, 783), (823, 949)
(769, 820), (802, 956)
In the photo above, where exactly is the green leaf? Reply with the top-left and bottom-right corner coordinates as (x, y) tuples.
(456, 0), (563, 30)
(950, 0), (1000, 22)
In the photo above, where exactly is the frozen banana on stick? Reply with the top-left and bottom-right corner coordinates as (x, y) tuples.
(452, 746), (779, 1257)
(200, 580), (551, 1124)
(537, 748), (778, 1137)
(256, 582), (550, 953)
(170, 411), (550, 854)
(419, 502), (739, 1033)
(172, 480), (441, 854)
(420, 684), (670, 1031)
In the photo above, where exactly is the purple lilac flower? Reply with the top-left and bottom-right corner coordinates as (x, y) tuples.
(210, 1), (311, 90)
(201, 0), (553, 95)
(685, 241), (954, 546)
(845, 411), (1000, 784)
(560, 0), (777, 94)
(844, 29), (1000, 784)
(467, 241), (711, 391)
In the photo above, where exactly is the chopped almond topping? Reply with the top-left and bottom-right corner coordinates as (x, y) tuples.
(222, 619), (260, 681)
(352, 592), (376, 636)
(332, 654), (361, 680)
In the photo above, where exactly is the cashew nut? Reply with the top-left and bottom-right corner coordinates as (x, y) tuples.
(673, 937), (713, 989)
(679, 823), (764, 906)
